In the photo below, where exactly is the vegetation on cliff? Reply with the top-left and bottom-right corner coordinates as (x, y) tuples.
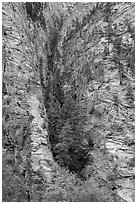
(2, 2), (135, 202)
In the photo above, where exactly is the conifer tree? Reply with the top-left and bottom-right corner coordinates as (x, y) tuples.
(54, 93), (89, 173)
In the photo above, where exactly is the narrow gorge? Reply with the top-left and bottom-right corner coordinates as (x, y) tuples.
(2, 2), (135, 202)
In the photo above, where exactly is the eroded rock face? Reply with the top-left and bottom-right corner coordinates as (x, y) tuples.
(28, 94), (54, 184)
(106, 129), (135, 202)
(3, 89), (54, 201)
(30, 120), (53, 183)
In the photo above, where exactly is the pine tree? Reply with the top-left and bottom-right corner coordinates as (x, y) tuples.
(54, 93), (89, 173)
(47, 96), (62, 151)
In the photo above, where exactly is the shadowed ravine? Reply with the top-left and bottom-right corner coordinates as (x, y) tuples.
(28, 92), (135, 202)
(2, 2), (135, 202)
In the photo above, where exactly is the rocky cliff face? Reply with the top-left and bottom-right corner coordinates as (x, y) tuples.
(15, 91), (55, 200)
(2, 2), (135, 202)
(2, 3), (55, 199)
(28, 94), (54, 184)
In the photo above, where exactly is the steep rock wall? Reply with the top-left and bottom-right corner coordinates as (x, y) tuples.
(27, 94), (54, 184)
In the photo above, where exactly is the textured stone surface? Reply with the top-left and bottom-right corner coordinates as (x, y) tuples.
(28, 94), (54, 184)
(106, 128), (135, 202)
